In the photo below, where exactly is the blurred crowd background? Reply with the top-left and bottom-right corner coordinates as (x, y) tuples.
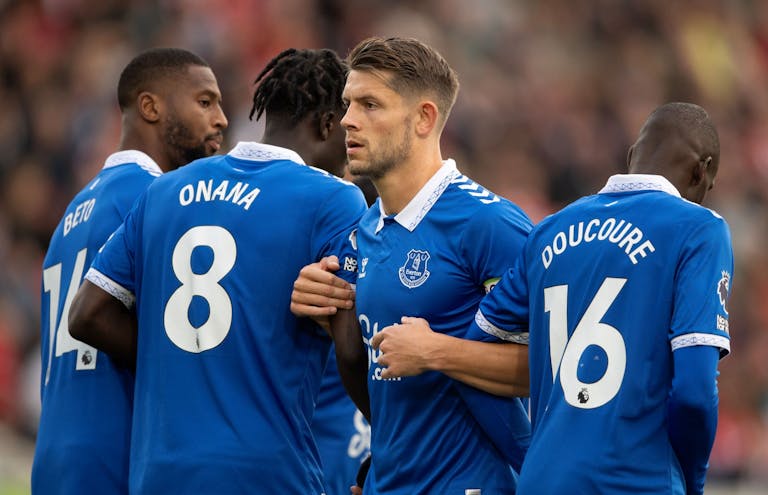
(1, 0), (767, 492)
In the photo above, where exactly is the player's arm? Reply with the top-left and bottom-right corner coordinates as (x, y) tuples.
(290, 256), (355, 328)
(373, 317), (528, 397)
(69, 279), (137, 368)
(667, 345), (720, 495)
(328, 307), (370, 421)
(667, 217), (733, 495)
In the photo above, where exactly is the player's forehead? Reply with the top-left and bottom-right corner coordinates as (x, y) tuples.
(172, 65), (222, 99)
(342, 69), (397, 101)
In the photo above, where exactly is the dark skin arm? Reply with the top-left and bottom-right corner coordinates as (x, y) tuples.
(327, 306), (370, 421)
(291, 256), (368, 417)
(68, 280), (137, 369)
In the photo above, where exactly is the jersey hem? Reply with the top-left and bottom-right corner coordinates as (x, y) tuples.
(85, 267), (136, 309)
(475, 310), (529, 344)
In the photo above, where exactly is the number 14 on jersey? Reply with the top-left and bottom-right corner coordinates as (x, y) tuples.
(42, 248), (98, 385)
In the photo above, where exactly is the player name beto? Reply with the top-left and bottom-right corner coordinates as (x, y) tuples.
(178, 179), (260, 211)
(541, 217), (655, 268)
(63, 198), (96, 236)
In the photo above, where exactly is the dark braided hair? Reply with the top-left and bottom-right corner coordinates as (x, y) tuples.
(249, 48), (348, 125)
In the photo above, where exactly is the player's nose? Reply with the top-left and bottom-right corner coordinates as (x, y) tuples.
(213, 104), (228, 130)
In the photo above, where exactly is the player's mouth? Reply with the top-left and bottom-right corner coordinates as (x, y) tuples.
(346, 138), (364, 157)
(206, 135), (223, 153)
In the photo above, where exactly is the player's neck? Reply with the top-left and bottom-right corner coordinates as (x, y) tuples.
(374, 147), (443, 215)
(119, 131), (171, 172)
(261, 128), (307, 158)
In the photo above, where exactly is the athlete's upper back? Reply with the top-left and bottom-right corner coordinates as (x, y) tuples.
(34, 150), (161, 495)
(88, 142), (367, 494)
(519, 174), (732, 493)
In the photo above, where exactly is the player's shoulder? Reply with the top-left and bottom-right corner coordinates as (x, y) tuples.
(300, 163), (361, 190)
(447, 173), (502, 207)
(677, 196), (727, 222)
(446, 174), (532, 227)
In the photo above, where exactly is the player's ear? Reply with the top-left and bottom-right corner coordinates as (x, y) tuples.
(690, 155), (711, 186)
(137, 91), (161, 123)
(414, 101), (438, 137)
(626, 145), (635, 172)
(318, 111), (335, 141)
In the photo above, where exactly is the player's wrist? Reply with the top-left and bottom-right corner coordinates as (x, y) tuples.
(423, 332), (455, 372)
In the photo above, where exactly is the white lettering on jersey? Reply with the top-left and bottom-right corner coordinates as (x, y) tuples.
(359, 313), (402, 382)
(178, 180), (261, 211)
(541, 217), (655, 269)
(63, 198), (96, 236)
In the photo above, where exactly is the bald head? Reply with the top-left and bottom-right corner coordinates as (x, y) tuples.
(628, 102), (720, 204)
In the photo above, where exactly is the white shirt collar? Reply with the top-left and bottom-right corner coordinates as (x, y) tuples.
(376, 159), (460, 233)
(228, 142), (305, 164)
(599, 174), (681, 197)
(103, 150), (162, 176)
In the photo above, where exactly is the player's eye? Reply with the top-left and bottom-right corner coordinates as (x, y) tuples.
(365, 101), (377, 110)
(199, 99), (211, 108)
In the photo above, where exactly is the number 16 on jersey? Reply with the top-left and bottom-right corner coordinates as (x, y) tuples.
(544, 277), (627, 410)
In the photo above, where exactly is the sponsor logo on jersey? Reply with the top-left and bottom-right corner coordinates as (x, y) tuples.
(717, 270), (730, 315)
(577, 387), (590, 404)
(343, 256), (357, 272)
(716, 314), (729, 334)
(398, 249), (431, 288)
(359, 258), (368, 279)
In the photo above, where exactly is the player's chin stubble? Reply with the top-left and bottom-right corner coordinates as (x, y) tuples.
(163, 116), (209, 170)
(351, 125), (412, 180)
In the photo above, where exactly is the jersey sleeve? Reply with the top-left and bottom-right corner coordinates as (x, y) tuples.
(454, 203), (533, 476)
(85, 194), (146, 309)
(670, 214), (733, 358)
(466, 253), (531, 345)
(312, 183), (368, 284)
(460, 202), (532, 292)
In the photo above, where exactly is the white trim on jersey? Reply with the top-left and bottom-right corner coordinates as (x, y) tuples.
(475, 309), (529, 344)
(103, 150), (162, 176)
(85, 267), (136, 309)
(599, 174), (681, 197)
(375, 159), (459, 233)
(670, 332), (730, 357)
(228, 141), (305, 165)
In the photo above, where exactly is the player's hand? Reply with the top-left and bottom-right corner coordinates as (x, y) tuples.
(350, 453), (371, 494)
(290, 256), (355, 320)
(372, 317), (438, 379)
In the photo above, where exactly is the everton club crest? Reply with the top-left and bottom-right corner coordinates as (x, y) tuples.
(398, 249), (431, 288)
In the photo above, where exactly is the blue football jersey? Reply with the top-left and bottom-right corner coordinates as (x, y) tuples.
(312, 349), (371, 495)
(85, 142), (367, 494)
(470, 174), (733, 494)
(354, 161), (533, 495)
(33, 151), (162, 495)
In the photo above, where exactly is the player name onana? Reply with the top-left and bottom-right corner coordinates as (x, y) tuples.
(178, 179), (261, 211)
(541, 217), (655, 269)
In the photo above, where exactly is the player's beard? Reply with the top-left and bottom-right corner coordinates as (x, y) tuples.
(349, 118), (412, 180)
(162, 115), (209, 170)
